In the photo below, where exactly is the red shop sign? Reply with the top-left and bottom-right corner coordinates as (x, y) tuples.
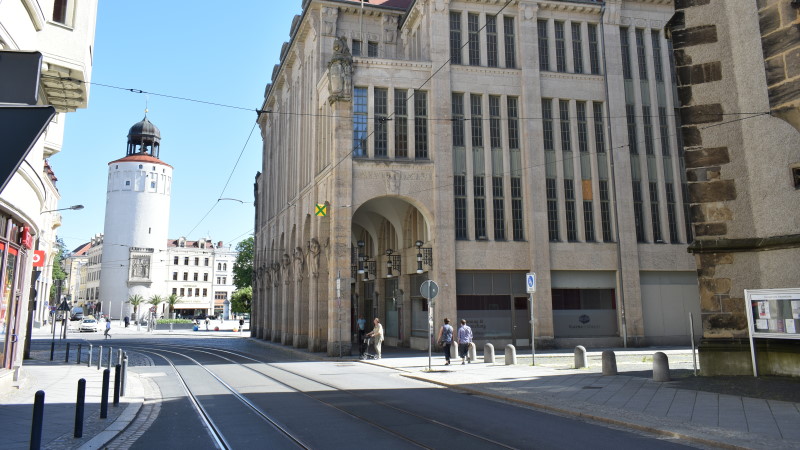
(33, 250), (45, 267)
(21, 227), (33, 249)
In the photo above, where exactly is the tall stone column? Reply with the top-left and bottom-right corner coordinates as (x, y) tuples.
(293, 246), (309, 348)
(271, 265), (281, 342)
(281, 254), (293, 345)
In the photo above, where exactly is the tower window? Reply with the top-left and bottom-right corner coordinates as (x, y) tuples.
(138, 164), (143, 169)
(125, 181), (131, 186)
(793, 167), (800, 189)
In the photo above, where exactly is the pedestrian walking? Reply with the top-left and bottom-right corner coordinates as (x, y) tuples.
(104, 318), (111, 339)
(124, 316), (130, 328)
(366, 318), (384, 359)
(204, 317), (210, 331)
(238, 317), (244, 333)
(436, 318), (454, 365)
(457, 319), (472, 364)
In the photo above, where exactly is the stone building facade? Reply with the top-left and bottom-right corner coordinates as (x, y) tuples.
(668, 0), (800, 376)
(254, 0), (700, 356)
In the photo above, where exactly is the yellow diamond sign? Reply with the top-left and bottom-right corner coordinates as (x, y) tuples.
(315, 203), (327, 217)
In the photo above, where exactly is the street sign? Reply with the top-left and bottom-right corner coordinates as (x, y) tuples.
(32, 250), (45, 267)
(420, 280), (439, 300)
(315, 203), (327, 217)
(526, 272), (536, 293)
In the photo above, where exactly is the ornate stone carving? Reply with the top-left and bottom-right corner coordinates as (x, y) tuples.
(308, 238), (321, 278)
(271, 263), (281, 287)
(321, 7), (338, 37)
(385, 171), (401, 194)
(293, 246), (305, 282)
(327, 36), (353, 104)
(281, 253), (291, 285)
(383, 15), (398, 44)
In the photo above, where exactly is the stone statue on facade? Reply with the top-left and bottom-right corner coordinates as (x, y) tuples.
(281, 253), (291, 285)
(308, 238), (321, 278)
(293, 247), (305, 282)
(327, 36), (353, 104)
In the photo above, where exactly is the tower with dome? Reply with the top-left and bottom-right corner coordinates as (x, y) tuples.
(98, 116), (173, 320)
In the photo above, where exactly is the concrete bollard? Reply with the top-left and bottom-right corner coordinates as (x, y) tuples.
(484, 343), (495, 364)
(574, 345), (588, 369)
(504, 344), (517, 365)
(467, 342), (477, 363)
(87, 344), (93, 367)
(450, 342), (458, 361)
(602, 350), (617, 376)
(653, 352), (671, 382)
(121, 354), (128, 397)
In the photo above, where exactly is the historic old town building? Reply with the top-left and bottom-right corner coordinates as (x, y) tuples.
(253, 0), (701, 355)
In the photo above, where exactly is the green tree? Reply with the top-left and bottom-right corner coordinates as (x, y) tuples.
(230, 287), (252, 314)
(127, 294), (144, 326)
(165, 293), (182, 318)
(49, 237), (68, 302)
(232, 236), (254, 290)
(147, 294), (163, 314)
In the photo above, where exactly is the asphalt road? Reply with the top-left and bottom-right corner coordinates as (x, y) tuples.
(102, 335), (701, 450)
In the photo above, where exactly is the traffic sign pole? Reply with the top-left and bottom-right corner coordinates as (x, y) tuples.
(530, 292), (535, 366)
(526, 273), (536, 366)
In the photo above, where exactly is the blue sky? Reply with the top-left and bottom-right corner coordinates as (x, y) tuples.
(54, 1), (304, 252)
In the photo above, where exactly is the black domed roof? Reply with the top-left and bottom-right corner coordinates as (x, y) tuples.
(128, 116), (161, 141)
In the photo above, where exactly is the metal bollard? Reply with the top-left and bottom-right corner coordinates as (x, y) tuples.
(574, 345), (588, 369)
(653, 352), (671, 382)
(74, 378), (86, 438)
(50, 341), (55, 361)
(65, 342), (70, 362)
(602, 350), (618, 376)
(113, 364), (121, 406)
(107, 347), (112, 371)
(117, 348), (123, 366)
(484, 343), (495, 364)
(87, 344), (93, 367)
(77, 344), (82, 364)
(121, 355), (128, 397)
(504, 344), (517, 365)
(100, 369), (110, 419)
(97, 345), (102, 370)
(31, 390), (45, 450)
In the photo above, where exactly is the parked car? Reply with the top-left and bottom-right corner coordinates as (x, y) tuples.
(79, 317), (98, 332)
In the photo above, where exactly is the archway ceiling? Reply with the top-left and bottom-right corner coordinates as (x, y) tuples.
(352, 196), (414, 248)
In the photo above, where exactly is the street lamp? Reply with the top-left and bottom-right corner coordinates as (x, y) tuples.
(386, 249), (394, 278)
(415, 240), (424, 274)
(42, 204), (84, 213)
(357, 240), (365, 275)
(415, 240), (433, 274)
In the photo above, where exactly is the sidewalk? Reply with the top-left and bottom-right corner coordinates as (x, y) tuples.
(0, 340), (146, 449)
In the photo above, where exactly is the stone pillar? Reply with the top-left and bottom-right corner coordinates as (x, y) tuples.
(294, 247), (309, 348)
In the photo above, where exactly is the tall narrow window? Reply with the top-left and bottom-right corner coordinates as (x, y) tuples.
(571, 22), (584, 74)
(620, 28), (632, 80)
(626, 104), (638, 154)
(588, 24), (601, 75)
(353, 87), (368, 157)
(489, 96), (502, 149)
(652, 31), (664, 82)
(665, 183), (679, 243)
(559, 100), (571, 152)
(452, 93), (465, 147)
(642, 105), (655, 155)
(555, 21), (567, 72)
(394, 89), (408, 158)
(504, 17), (516, 68)
(511, 177), (524, 241)
(368, 41), (379, 57)
(565, 179), (577, 242)
(468, 13), (481, 66)
(474, 177), (487, 239)
(414, 91), (428, 159)
(658, 107), (670, 156)
(352, 40), (362, 57)
(635, 29), (648, 80)
(507, 97), (519, 151)
(454, 176), (468, 239)
(583, 201), (596, 242)
(577, 102), (588, 153)
(599, 180), (613, 242)
(593, 102), (605, 153)
(537, 20), (550, 71)
(374, 88), (388, 157)
(471, 94), (483, 148)
(493, 177), (505, 240)
(542, 99), (554, 152)
(649, 182), (663, 242)
(53, 0), (68, 24)
(486, 15), (498, 67)
(633, 182), (646, 242)
(450, 12), (462, 65)
(546, 178), (559, 242)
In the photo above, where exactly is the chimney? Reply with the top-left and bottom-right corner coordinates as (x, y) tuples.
(217, 241), (223, 248)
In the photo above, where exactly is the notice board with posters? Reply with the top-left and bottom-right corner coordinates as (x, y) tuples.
(744, 288), (800, 376)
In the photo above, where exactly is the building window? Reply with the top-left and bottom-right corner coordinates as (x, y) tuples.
(489, 96), (502, 149)
(352, 40), (362, 56)
(452, 93), (465, 147)
(353, 87), (368, 157)
(204, 258), (209, 266)
(492, 177), (505, 240)
(194, 257), (199, 265)
(203, 273), (209, 281)
(450, 12), (462, 64)
(571, 22), (584, 74)
(223, 263), (227, 271)
(633, 182), (646, 242)
(620, 28), (632, 80)
(474, 177), (487, 240)
(374, 88), (388, 157)
(599, 180), (613, 242)
(173, 256), (179, 265)
(503, 17), (516, 69)
(626, 104), (638, 154)
(565, 179), (577, 242)
(183, 272), (188, 281)
(395, 89), (408, 158)
(172, 288), (177, 295)
(471, 94), (483, 148)
(217, 277), (221, 284)
(650, 182), (663, 242)
(195, 288), (200, 297)
(658, 107), (670, 156)
(414, 91), (428, 159)
(583, 201), (596, 242)
(511, 177), (524, 241)
(559, 100), (571, 152)
(507, 97), (519, 150)
(666, 183), (680, 243)
(537, 20), (549, 71)
(577, 102), (588, 153)
(217, 263), (222, 270)
(643, 106), (655, 155)
(652, 31), (664, 82)
(184, 257), (189, 265)
(588, 24), (601, 75)
(793, 168), (800, 189)
(546, 178), (559, 241)
(635, 29), (648, 80)
(486, 15), (498, 67)
(193, 273), (199, 281)
(187, 289), (193, 297)
(172, 272), (178, 281)
(555, 21), (566, 72)
(542, 99), (554, 151)
(180, 288), (185, 296)
(454, 176), (468, 240)
(368, 41), (378, 57)
(593, 102), (605, 153)
(468, 13), (481, 66)
(202, 288), (208, 297)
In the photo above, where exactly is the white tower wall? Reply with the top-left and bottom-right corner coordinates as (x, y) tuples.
(99, 157), (172, 320)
